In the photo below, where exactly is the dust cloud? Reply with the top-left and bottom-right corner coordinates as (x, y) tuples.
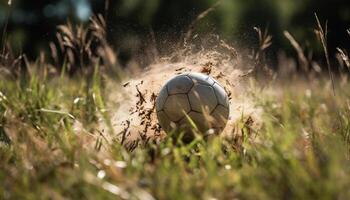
(107, 39), (262, 149)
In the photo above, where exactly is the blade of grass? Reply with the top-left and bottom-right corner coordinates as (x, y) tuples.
(183, 112), (198, 132)
(1, 1), (12, 57)
(182, 0), (221, 45)
(38, 108), (75, 120)
(315, 13), (335, 96)
(284, 31), (309, 72)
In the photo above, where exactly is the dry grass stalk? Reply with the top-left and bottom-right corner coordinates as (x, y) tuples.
(53, 14), (116, 75)
(252, 26), (273, 78)
(183, 1), (221, 44)
(1, 1), (12, 58)
(254, 27), (273, 53)
(104, 0), (110, 19)
(284, 31), (309, 72)
(337, 48), (350, 70)
(0, 42), (30, 78)
(252, 26), (272, 66)
(314, 13), (335, 95)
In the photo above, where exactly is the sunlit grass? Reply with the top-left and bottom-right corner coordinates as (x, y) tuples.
(1, 1), (350, 198)
(1, 68), (350, 199)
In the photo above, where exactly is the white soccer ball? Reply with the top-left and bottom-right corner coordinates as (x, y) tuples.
(156, 72), (230, 138)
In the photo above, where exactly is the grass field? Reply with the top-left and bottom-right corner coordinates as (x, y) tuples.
(1, 14), (350, 200)
(1, 67), (350, 199)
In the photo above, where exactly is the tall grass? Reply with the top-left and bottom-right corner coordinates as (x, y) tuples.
(1, 67), (350, 199)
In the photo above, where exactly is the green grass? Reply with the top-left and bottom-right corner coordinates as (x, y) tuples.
(1, 70), (350, 199)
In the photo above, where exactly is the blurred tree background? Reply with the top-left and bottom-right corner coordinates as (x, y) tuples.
(0, 0), (349, 67)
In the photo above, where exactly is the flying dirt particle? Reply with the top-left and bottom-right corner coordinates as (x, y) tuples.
(119, 120), (131, 145)
(226, 89), (232, 100)
(239, 69), (254, 77)
(136, 82), (147, 106)
(201, 62), (213, 75)
(175, 67), (185, 71)
(215, 72), (225, 79)
(226, 80), (234, 87)
(122, 82), (130, 87)
(150, 92), (157, 102)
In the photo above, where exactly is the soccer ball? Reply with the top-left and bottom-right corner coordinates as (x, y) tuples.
(156, 72), (230, 138)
